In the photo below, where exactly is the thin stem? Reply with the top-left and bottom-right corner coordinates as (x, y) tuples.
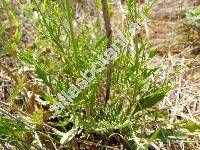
(65, 0), (79, 61)
(101, 0), (113, 106)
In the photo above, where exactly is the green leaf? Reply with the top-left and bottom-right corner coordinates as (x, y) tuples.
(155, 128), (187, 142)
(38, 91), (56, 104)
(175, 119), (200, 132)
(133, 86), (174, 114)
(35, 65), (51, 87)
(18, 51), (34, 65)
(60, 117), (80, 145)
(183, 121), (200, 132)
(94, 33), (108, 49)
(149, 48), (157, 58)
(142, 0), (157, 17)
(133, 93), (165, 114)
(60, 128), (78, 145)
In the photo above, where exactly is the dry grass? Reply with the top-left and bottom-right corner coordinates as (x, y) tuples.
(145, 0), (200, 149)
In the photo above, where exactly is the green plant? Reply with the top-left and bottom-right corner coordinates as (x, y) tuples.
(0, 108), (34, 149)
(0, 0), (20, 57)
(186, 5), (200, 29)
(1, 0), (199, 149)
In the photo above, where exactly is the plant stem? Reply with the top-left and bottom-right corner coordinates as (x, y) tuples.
(101, 0), (113, 106)
(65, 0), (79, 61)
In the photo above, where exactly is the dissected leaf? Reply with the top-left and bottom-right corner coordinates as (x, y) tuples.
(18, 51), (35, 65)
(186, 5), (200, 28)
(31, 109), (43, 124)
